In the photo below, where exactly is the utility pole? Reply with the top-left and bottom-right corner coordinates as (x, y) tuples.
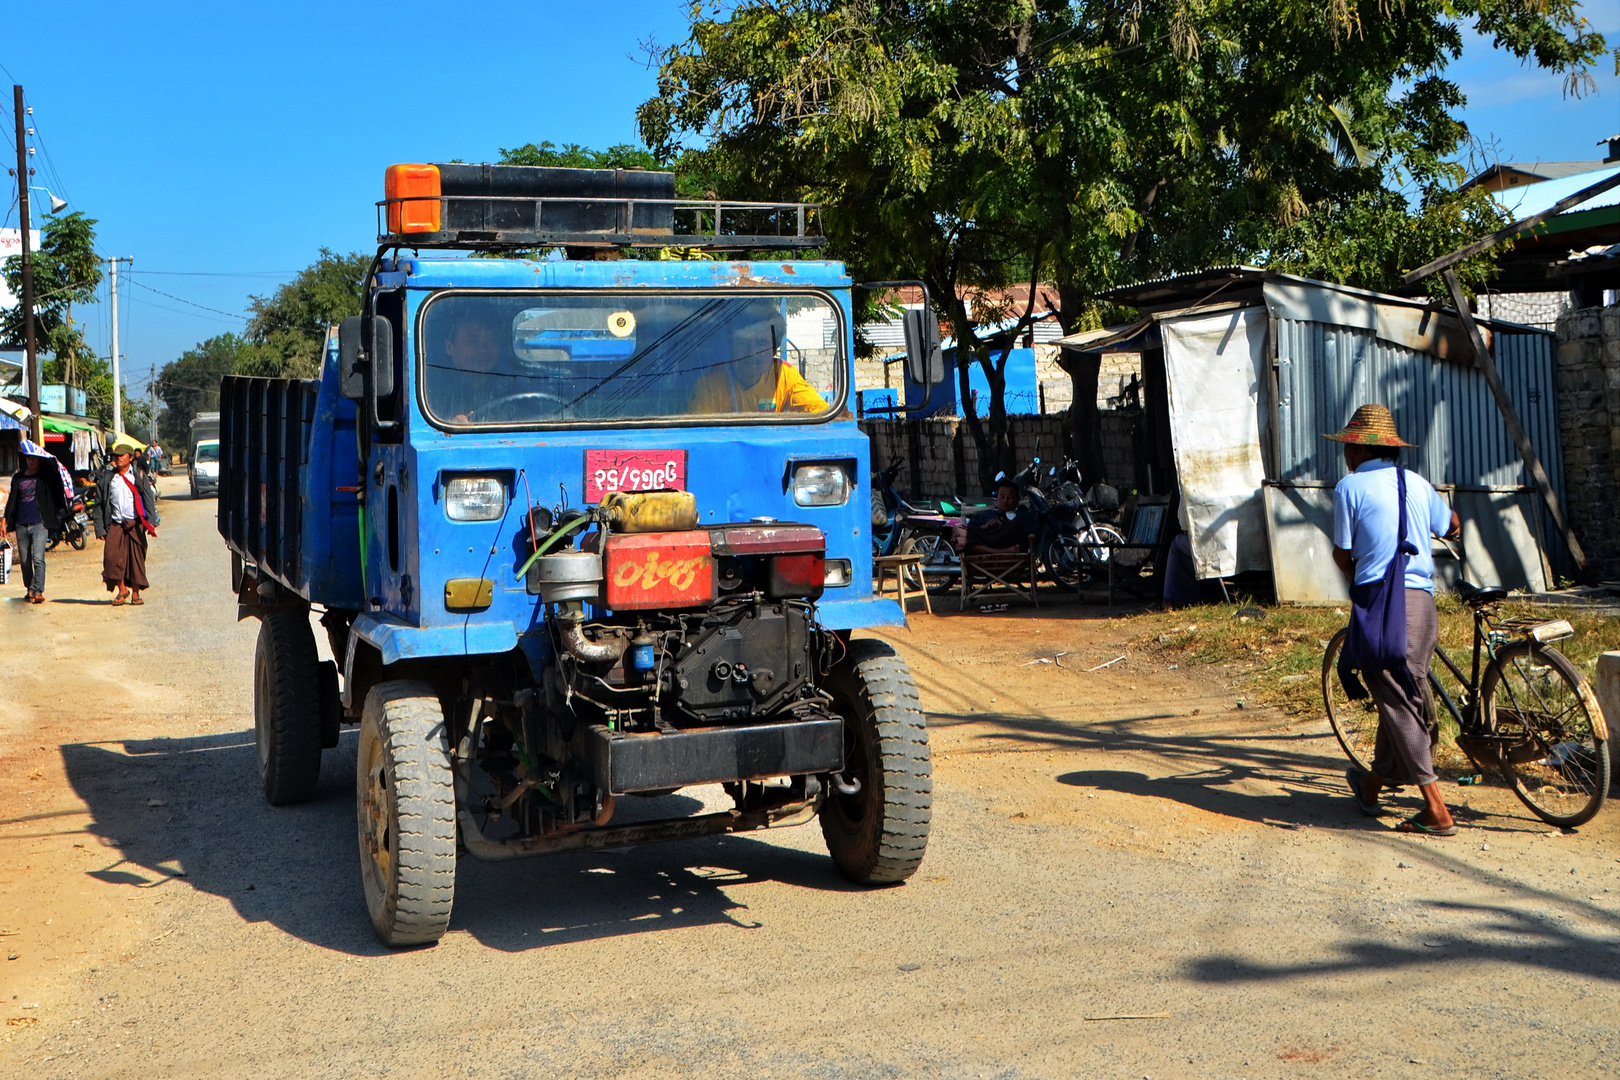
(12, 85), (41, 443)
(109, 256), (122, 433)
(148, 364), (157, 448)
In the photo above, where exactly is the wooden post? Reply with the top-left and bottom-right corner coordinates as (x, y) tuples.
(1441, 269), (1589, 581)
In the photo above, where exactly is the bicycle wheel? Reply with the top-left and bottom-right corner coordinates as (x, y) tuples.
(1322, 628), (1379, 771)
(1482, 640), (1609, 828)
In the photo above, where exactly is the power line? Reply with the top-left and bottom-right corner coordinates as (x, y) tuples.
(124, 276), (248, 320)
(130, 269), (296, 277)
(124, 293), (246, 324)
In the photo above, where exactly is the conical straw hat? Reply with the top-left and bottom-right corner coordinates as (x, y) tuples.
(1323, 404), (1414, 448)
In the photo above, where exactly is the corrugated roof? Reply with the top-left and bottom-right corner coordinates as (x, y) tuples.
(1493, 164), (1620, 218)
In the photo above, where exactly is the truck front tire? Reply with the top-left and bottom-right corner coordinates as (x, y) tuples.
(820, 638), (932, 883)
(253, 610), (324, 805)
(357, 681), (457, 946)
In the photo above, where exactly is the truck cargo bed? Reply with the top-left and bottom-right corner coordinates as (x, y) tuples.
(218, 373), (363, 607)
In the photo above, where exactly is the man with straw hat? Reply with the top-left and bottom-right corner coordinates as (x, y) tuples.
(93, 436), (159, 606)
(1328, 404), (1461, 835)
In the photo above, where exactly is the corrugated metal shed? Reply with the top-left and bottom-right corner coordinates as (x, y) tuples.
(1076, 271), (1565, 599)
(1272, 316), (1561, 493)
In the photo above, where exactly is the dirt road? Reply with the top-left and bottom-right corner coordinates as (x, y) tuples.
(3, 480), (1617, 1079)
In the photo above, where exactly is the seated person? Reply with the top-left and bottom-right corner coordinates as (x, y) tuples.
(688, 303), (827, 415)
(950, 481), (1031, 553)
(431, 319), (509, 423)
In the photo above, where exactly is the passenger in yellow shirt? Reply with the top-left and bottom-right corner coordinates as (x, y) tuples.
(689, 306), (828, 415)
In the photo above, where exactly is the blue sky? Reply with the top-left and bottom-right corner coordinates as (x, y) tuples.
(2, 1), (1617, 400)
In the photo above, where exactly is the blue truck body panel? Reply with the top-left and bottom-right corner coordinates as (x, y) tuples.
(305, 348), (365, 607)
(239, 256), (900, 663)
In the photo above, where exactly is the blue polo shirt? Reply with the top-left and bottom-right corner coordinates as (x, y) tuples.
(1332, 460), (1452, 592)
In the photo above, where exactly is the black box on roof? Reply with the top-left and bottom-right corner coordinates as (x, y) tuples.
(435, 163), (676, 237)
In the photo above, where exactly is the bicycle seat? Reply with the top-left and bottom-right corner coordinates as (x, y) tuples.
(1455, 581), (1507, 606)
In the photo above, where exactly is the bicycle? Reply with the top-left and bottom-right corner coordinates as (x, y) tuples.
(1322, 580), (1610, 828)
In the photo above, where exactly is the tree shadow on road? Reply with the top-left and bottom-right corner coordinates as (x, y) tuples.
(59, 728), (862, 955)
(1186, 875), (1620, 987)
(937, 708), (1552, 837)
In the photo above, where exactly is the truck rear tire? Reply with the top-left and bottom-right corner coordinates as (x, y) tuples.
(820, 638), (932, 884)
(253, 609), (323, 805)
(357, 681), (457, 946)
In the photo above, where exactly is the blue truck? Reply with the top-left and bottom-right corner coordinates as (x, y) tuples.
(218, 164), (940, 945)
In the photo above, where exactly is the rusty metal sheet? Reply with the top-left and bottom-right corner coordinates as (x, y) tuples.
(1454, 489), (1550, 594)
(1264, 483), (1465, 605)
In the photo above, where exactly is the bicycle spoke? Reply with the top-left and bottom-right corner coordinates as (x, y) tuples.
(1487, 641), (1608, 827)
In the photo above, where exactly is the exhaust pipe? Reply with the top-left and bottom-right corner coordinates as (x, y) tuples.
(555, 603), (628, 664)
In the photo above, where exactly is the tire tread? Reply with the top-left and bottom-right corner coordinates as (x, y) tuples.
(258, 610), (323, 805)
(822, 639), (932, 883)
(359, 682), (456, 946)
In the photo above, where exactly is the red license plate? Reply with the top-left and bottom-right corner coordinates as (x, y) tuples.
(584, 449), (687, 502)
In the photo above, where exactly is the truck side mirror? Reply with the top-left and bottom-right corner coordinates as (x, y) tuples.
(902, 307), (944, 389)
(339, 316), (395, 401)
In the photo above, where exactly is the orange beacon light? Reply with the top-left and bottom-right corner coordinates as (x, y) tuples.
(385, 164), (442, 234)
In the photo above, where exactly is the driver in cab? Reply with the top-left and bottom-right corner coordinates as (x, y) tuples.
(433, 318), (507, 423)
(688, 304), (827, 415)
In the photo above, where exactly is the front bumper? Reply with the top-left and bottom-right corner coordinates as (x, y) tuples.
(587, 717), (844, 795)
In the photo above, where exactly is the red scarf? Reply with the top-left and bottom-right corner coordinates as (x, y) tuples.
(119, 471), (157, 536)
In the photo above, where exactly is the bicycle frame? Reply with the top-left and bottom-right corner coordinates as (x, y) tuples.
(1432, 600), (1582, 750)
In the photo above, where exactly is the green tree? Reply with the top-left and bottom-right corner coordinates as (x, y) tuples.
(640, 0), (1606, 487)
(0, 210), (115, 422)
(497, 140), (715, 198)
(156, 332), (259, 450)
(241, 249), (371, 378)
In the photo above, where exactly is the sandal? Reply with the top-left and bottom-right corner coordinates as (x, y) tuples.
(1395, 814), (1457, 836)
(112, 594), (128, 607)
(130, 596), (144, 606)
(1345, 767), (1382, 816)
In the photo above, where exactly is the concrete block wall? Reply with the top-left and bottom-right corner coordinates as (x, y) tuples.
(1098, 410), (1140, 490)
(1555, 303), (1620, 581)
(861, 408), (1146, 499)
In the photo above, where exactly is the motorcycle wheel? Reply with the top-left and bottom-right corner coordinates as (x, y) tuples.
(901, 534), (960, 594)
(1077, 524), (1127, 581)
(1042, 534), (1085, 591)
(70, 531), (87, 551)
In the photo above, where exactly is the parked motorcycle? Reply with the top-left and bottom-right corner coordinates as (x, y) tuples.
(1041, 455), (1127, 590)
(871, 460), (962, 593)
(46, 495), (91, 551)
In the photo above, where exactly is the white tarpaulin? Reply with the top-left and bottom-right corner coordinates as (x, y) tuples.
(1161, 306), (1270, 578)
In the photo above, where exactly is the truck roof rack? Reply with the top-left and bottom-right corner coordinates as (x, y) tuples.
(376, 162), (824, 251)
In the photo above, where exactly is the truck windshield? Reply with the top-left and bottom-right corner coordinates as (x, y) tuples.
(195, 442), (219, 463)
(419, 292), (841, 427)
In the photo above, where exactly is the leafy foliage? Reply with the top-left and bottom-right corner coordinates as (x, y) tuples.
(0, 211), (117, 423)
(241, 249), (372, 378)
(639, 0), (1607, 486)
(156, 333), (259, 450)
(498, 140), (715, 199)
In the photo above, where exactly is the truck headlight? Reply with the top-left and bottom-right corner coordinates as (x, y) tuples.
(792, 464), (849, 507)
(444, 476), (506, 521)
(823, 559), (852, 588)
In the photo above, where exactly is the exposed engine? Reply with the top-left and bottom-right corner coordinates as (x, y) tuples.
(458, 500), (845, 844)
(538, 519), (837, 730)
